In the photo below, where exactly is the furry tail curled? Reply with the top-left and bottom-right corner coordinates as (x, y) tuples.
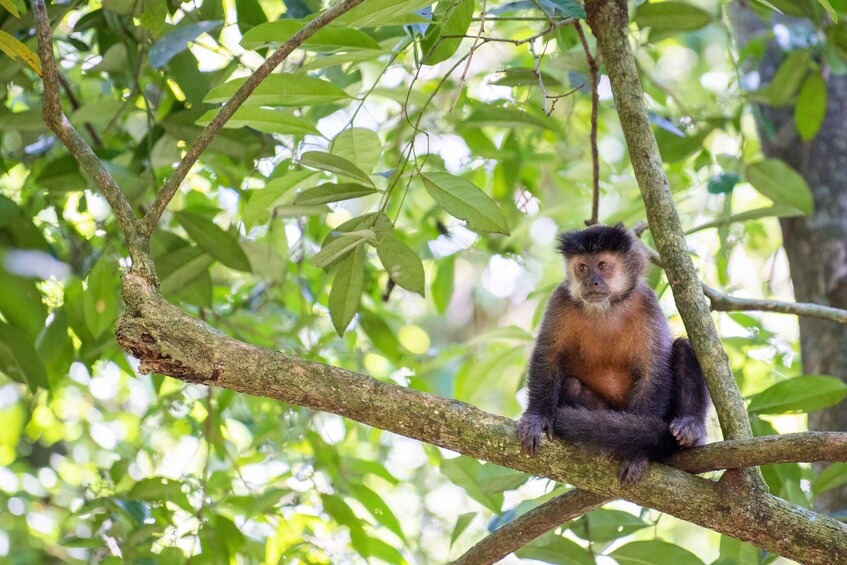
(552, 407), (679, 460)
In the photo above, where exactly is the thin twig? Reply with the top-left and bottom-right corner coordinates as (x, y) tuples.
(139, 0), (367, 237)
(57, 73), (103, 147)
(32, 0), (138, 238)
(450, 0), (487, 113)
(575, 22), (600, 226)
(528, 39), (549, 115)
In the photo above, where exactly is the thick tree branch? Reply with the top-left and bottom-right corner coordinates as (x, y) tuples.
(451, 432), (847, 564)
(32, 0), (137, 239)
(114, 270), (847, 564)
(138, 0), (366, 238)
(584, 0), (764, 490)
(450, 490), (608, 565)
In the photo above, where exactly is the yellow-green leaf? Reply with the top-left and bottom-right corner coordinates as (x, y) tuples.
(0, 30), (41, 76)
(795, 71), (827, 141)
(328, 245), (365, 335)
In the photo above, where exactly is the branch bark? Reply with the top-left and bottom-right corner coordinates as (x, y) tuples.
(583, 0), (764, 490)
(137, 0), (367, 237)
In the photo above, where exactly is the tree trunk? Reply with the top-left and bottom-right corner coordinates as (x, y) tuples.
(730, 6), (847, 514)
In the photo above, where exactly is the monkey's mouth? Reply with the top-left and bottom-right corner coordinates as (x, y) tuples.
(583, 291), (610, 302)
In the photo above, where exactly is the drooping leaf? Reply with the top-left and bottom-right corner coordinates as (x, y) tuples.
(422, 172), (510, 235)
(349, 483), (407, 542)
(795, 71), (827, 141)
(330, 128), (382, 173)
(314, 231), (375, 269)
(420, 0), (475, 65)
(174, 211), (252, 272)
(196, 107), (319, 136)
(298, 151), (375, 186)
(156, 245), (215, 298)
(0, 30), (41, 75)
(610, 540), (705, 565)
(328, 244), (366, 335)
(450, 513), (475, 549)
(440, 456), (504, 513)
(82, 256), (120, 341)
(0, 322), (47, 391)
(204, 74), (350, 106)
(294, 183), (378, 206)
(748, 375), (847, 415)
(0, 269), (46, 341)
(149, 21), (222, 69)
(817, 0), (838, 22)
(241, 20), (381, 51)
(634, 2), (713, 32)
(376, 234), (425, 296)
(766, 49), (812, 107)
(745, 159), (814, 215)
(432, 255), (455, 314)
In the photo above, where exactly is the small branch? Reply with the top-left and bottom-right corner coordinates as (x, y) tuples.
(32, 0), (137, 239)
(139, 0), (367, 237)
(450, 431), (847, 564)
(575, 21), (600, 226)
(450, 0), (487, 113)
(703, 285), (847, 325)
(528, 40), (549, 115)
(451, 490), (608, 565)
(57, 73), (103, 147)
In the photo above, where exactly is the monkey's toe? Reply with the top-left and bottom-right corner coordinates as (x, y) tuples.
(618, 457), (648, 485)
(517, 414), (550, 456)
(670, 416), (705, 448)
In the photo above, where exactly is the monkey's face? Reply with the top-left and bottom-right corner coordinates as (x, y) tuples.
(567, 252), (631, 307)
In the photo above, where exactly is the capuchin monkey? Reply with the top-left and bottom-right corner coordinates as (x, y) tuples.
(517, 223), (711, 485)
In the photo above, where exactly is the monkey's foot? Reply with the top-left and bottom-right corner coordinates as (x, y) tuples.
(670, 416), (706, 448)
(517, 413), (554, 456)
(618, 456), (648, 485)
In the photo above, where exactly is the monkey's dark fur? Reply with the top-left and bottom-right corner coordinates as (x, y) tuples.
(517, 224), (711, 484)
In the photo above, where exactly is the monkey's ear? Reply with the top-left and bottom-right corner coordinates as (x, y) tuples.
(612, 221), (626, 230)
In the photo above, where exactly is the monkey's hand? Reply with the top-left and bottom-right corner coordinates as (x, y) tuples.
(517, 413), (554, 455)
(670, 416), (706, 448)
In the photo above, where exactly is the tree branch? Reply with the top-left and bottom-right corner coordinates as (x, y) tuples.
(114, 270), (847, 564)
(584, 0), (765, 490)
(451, 431), (847, 564)
(32, 0), (137, 240)
(450, 490), (609, 565)
(703, 284), (847, 324)
(138, 0), (367, 238)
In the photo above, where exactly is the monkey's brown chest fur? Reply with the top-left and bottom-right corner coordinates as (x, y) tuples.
(553, 299), (652, 409)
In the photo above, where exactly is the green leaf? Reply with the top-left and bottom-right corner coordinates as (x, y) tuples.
(299, 151), (375, 186)
(156, 245), (215, 297)
(817, 0), (838, 22)
(477, 463), (530, 494)
(611, 540), (705, 565)
(0, 322), (48, 391)
(567, 509), (649, 542)
(440, 456), (504, 513)
(515, 532), (595, 565)
(748, 375), (847, 415)
(294, 183), (378, 206)
(450, 513), (475, 549)
(330, 128), (382, 173)
(432, 255), (455, 314)
(337, 0), (436, 27)
(0, 30), (41, 75)
(83, 256), (119, 341)
(241, 20), (381, 51)
(421, 0), (475, 65)
(314, 231), (375, 269)
(174, 211), (252, 272)
(140, 0), (167, 36)
(0, 269), (46, 341)
(349, 483), (406, 542)
(634, 2), (713, 32)
(686, 204), (805, 234)
(243, 170), (317, 228)
(542, 0), (586, 18)
(299, 49), (388, 72)
(795, 71), (827, 141)
(328, 245), (366, 335)
(767, 50), (812, 107)
(196, 107), (319, 136)
(463, 107), (556, 131)
(35, 309), (73, 390)
(149, 21), (222, 69)
(377, 234), (425, 296)
(0, 0), (21, 18)
(422, 172), (509, 235)
(744, 159), (814, 215)
(204, 74), (350, 106)
(706, 172), (740, 194)
(813, 462), (847, 495)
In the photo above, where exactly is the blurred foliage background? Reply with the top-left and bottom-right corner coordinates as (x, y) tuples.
(1, 0), (846, 562)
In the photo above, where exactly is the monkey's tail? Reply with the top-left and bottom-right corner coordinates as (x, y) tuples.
(552, 407), (678, 460)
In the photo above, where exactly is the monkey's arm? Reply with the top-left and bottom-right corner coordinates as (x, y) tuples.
(518, 288), (569, 455)
(668, 337), (711, 447)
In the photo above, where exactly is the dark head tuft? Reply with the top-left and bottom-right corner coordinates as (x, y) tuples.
(556, 223), (633, 257)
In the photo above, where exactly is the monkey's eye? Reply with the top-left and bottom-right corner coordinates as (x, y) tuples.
(598, 261), (607, 271)
(578, 264), (587, 273)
